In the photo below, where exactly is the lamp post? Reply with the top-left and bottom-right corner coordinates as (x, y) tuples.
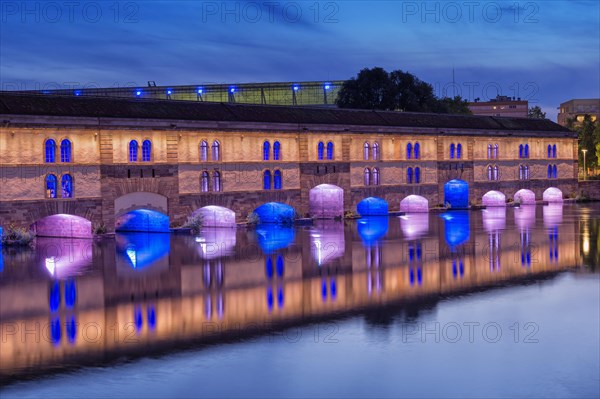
(582, 149), (587, 180)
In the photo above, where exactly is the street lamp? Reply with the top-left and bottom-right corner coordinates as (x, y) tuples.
(582, 149), (587, 180)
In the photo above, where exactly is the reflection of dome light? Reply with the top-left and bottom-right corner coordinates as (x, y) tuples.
(126, 246), (137, 268)
(543, 204), (563, 228)
(400, 213), (429, 240)
(482, 207), (506, 232)
(45, 257), (57, 275)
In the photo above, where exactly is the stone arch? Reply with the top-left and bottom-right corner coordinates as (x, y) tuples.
(514, 189), (535, 205)
(482, 190), (506, 207)
(31, 214), (92, 238)
(357, 197), (388, 217)
(191, 206), (236, 228)
(309, 184), (344, 219)
(543, 187), (563, 203)
(114, 192), (168, 217)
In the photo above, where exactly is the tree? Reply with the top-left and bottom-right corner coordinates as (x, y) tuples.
(528, 106), (546, 119)
(335, 67), (471, 114)
(573, 115), (599, 168)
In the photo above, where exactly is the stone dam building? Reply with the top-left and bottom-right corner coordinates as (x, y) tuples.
(0, 93), (582, 237)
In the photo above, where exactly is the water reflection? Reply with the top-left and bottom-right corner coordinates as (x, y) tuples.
(0, 205), (595, 383)
(38, 237), (93, 279)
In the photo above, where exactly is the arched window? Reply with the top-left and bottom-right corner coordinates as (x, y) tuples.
(213, 171), (221, 192)
(263, 170), (271, 190)
(211, 140), (220, 161)
(407, 167), (413, 184)
(414, 142), (420, 159)
(364, 168), (371, 186)
(519, 165), (524, 180)
(45, 139), (56, 163)
(493, 165), (499, 181)
(61, 174), (73, 198)
(273, 141), (281, 161)
(60, 139), (72, 163)
(450, 143), (455, 159)
(547, 165), (552, 179)
(519, 144), (524, 159)
(415, 167), (421, 183)
(488, 144), (493, 159)
(274, 170), (282, 189)
(263, 141), (270, 161)
(406, 143), (412, 159)
(552, 164), (557, 179)
(363, 142), (370, 160)
(552, 144), (557, 158)
(547, 144), (552, 158)
(142, 140), (151, 162)
(326, 141), (334, 160)
(200, 140), (208, 161)
(457, 143), (462, 159)
(488, 165), (494, 181)
(317, 141), (324, 160)
(524, 144), (529, 158)
(493, 144), (499, 159)
(46, 174), (57, 198)
(372, 167), (380, 185)
(372, 142), (379, 160)
(201, 171), (210, 192)
(524, 165), (529, 180)
(129, 140), (138, 162)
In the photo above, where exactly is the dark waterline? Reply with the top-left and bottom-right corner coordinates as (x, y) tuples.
(1, 204), (599, 398)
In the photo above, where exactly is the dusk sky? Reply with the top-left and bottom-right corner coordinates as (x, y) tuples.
(1, 0), (599, 121)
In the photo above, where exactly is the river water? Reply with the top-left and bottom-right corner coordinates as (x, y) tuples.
(1, 204), (599, 398)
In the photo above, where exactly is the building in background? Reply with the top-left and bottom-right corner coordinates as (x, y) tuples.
(468, 95), (528, 118)
(557, 99), (600, 126)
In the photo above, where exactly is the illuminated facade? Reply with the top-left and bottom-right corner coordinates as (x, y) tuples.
(557, 98), (600, 126)
(468, 95), (528, 118)
(0, 93), (579, 236)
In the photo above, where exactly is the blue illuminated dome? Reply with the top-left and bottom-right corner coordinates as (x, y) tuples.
(357, 197), (389, 217)
(254, 202), (295, 224)
(444, 179), (469, 209)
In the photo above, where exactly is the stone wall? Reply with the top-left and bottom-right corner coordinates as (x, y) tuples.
(579, 180), (600, 200)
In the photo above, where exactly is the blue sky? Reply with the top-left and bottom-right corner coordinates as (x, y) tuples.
(1, 0), (598, 120)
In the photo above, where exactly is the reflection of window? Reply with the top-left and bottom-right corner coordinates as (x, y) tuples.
(372, 167), (380, 185)
(364, 168), (371, 186)
(326, 141), (334, 160)
(363, 142), (370, 160)
(212, 171), (221, 192)
(201, 171), (209, 192)
(61, 174), (73, 198)
(273, 141), (281, 160)
(46, 174), (57, 198)
(211, 140), (220, 161)
(45, 139), (56, 163)
(200, 140), (208, 161)
(129, 140), (138, 162)
(318, 141), (324, 160)
(274, 170), (282, 189)
(60, 139), (72, 163)
(142, 140), (151, 162)
(263, 170), (271, 190)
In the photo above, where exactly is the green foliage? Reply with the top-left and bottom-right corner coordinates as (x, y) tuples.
(1, 224), (35, 247)
(528, 105), (546, 119)
(572, 116), (600, 168)
(336, 67), (470, 114)
(181, 213), (204, 234)
(92, 223), (107, 235)
(246, 212), (260, 226)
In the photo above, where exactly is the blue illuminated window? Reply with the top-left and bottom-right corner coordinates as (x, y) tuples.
(372, 142), (379, 160)
(414, 142), (420, 159)
(317, 142), (324, 160)
(457, 143), (462, 159)
(46, 174), (57, 198)
(407, 143), (412, 159)
(327, 141), (334, 160)
(274, 170), (282, 189)
(552, 164), (557, 179)
(488, 144), (493, 159)
(524, 144), (529, 158)
(263, 141), (270, 161)
(364, 142), (370, 160)
(129, 140), (138, 162)
(212, 140), (220, 161)
(142, 140), (151, 162)
(415, 167), (421, 183)
(364, 168), (371, 186)
(372, 167), (380, 185)
(273, 141), (281, 160)
(60, 139), (72, 163)
(61, 174), (73, 198)
(547, 144), (552, 158)
(201, 171), (209, 192)
(407, 167), (413, 184)
(494, 144), (498, 159)
(45, 139), (56, 163)
(450, 143), (455, 159)
(552, 144), (557, 158)
(213, 171), (221, 192)
(263, 170), (271, 190)
(519, 144), (524, 159)
(547, 165), (552, 179)
(200, 140), (208, 161)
